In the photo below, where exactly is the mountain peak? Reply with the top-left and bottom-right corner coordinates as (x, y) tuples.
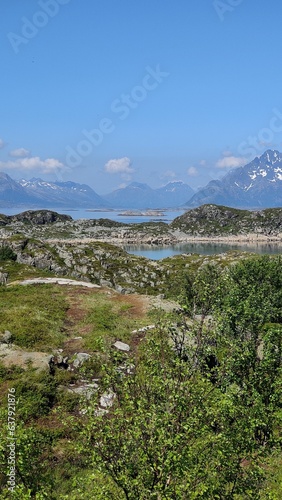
(128, 182), (151, 190)
(104, 180), (194, 208)
(185, 149), (282, 209)
(164, 180), (185, 186)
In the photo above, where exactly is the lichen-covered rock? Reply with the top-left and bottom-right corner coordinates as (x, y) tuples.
(0, 271), (8, 284)
(113, 341), (130, 352)
(0, 330), (12, 343)
(72, 352), (91, 368)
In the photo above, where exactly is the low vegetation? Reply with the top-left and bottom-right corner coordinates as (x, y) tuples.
(0, 244), (16, 262)
(0, 284), (67, 350)
(0, 211), (281, 498)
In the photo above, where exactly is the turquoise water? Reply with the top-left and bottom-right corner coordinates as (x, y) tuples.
(124, 243), (282, 260)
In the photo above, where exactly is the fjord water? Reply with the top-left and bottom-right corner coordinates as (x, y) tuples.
(1, 207), (185, 224)
(124, 243), (282, 260)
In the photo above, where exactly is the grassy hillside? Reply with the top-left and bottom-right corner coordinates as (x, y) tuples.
(0, 213), (281, 498)
(0, 254), (282, 498)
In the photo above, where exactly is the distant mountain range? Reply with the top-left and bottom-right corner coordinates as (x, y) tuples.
(186, 150), (282, 208)
(0, 173), (107, 208)
(19, 177), (107, 208)
(0, 174), (194, 209)
(1, 150), (282, 209)
(103, 181), (194, 208)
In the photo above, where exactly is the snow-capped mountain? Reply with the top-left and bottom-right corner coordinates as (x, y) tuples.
(0, 172), (39, 207)
(103, 181), (194, 208)
(19, 178), (107, 207)
(0, 174), (194, 209)
(0, 173), (108, 208)
(185, 150), (282, 208)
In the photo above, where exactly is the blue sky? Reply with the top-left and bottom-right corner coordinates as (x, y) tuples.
(1, 0), (282, 194)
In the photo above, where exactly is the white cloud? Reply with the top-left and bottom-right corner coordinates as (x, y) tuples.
(10, 148), (30, 158)
(0, 156), (67, 174)
(0, 138), (6, 149)
(199, 159), (206, 166)
(187, 166), (198, 177)
(216, 155), (247, 169)
(222, 149), (233, 157)
(104, 157), (133, 174)
(162, 169), (176, 179)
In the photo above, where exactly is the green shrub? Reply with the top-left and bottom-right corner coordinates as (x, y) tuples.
(0, 244), (16, 262)
(0, 362), (24, 383)
(15, 372), (57, 421)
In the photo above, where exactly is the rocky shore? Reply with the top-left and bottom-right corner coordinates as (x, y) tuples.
(1, 205), (282, 247)
(44, 232), (282, 248)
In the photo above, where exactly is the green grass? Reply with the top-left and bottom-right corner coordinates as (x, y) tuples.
(0, 254), (281, 498)
(80, 293), (150, 352)
(0, 260), (56, 282)
(260, 450), (282, 499)
(0, 284), (68, 350)
(0, 362), (24, 383)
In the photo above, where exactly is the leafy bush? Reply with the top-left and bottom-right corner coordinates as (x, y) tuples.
(0, 362), (24, 383)
(15, 372), (57, 421)
(0, 244), (16, 262)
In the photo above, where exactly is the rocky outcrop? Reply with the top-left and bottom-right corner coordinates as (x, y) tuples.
(10, 210), (72, 225)
(0, 209), (72, 227)
(19, 278), (100, 288)
(2, 205), (282, 244)
(0, 270), (8, 285)
(171, 204), (282, 237)
(0, 330), (13, 343)
(0, 342), (52, 372)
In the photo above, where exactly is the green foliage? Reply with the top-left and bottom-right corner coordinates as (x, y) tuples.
(261, 449), (282, 499)
(0, 253), (281, 498)
(0, 244), (16, 262)
(0, 363), (24, 383)
(55, 390), (81, 413)
(80, 255), (282, 499)
(83, 328), (266, 499)
(182, 263), (223, 316)
(0, 405), (55, 497)
(219, 256), (282, 339)
(15, 372), (57, 421)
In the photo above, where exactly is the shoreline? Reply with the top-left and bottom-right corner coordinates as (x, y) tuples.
(45, 233), (282, 246)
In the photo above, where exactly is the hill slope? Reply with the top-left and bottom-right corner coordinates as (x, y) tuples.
(171, 204), (282, 236)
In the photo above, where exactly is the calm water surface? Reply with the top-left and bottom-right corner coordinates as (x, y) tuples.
(124, 243), (282, 260)
(1, 207), (185, 224)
